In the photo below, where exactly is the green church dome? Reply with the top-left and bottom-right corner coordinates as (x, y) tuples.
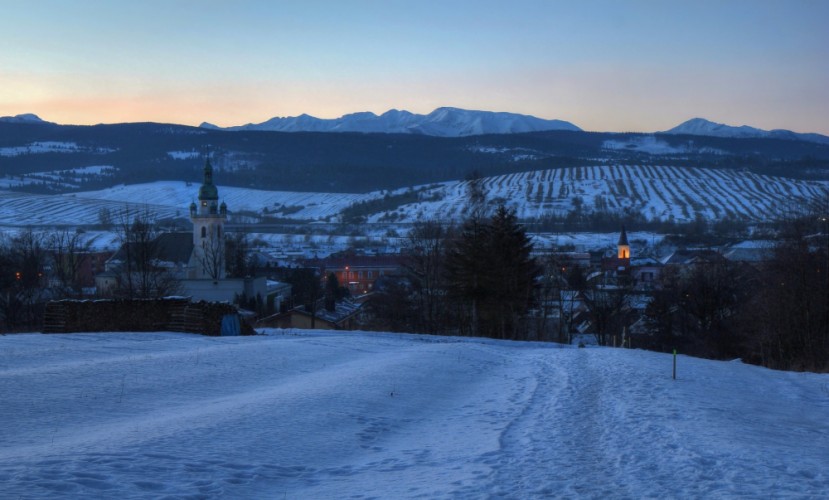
(199, 183), (219, 200)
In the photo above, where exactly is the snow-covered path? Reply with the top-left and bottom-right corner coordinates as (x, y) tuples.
(1, 331), (827, 498)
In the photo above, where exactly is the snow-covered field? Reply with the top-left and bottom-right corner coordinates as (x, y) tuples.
(72, 182), (372, 221)
(1, 165), (826, 227)
(392, 165), (829, 223)
(1, 331), (827, 498)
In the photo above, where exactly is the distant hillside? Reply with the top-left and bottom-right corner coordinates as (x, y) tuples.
(1, 166), (825, 228)
(376, 165), (828, 225)
(1, 120), (829, 196)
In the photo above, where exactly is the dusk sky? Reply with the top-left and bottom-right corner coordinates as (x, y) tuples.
(2, 0), (828, 134)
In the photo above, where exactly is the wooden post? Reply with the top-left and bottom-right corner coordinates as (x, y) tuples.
(672, 349), (677, 380)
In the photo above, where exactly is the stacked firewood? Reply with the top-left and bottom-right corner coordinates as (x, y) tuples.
(43, 298), (252, 336)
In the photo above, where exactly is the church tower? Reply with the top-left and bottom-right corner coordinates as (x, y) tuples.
(189, 159), (227, 280)
(617, 225), (631, 262)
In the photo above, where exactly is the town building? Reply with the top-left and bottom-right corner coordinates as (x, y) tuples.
(98, 159), (282, 304)
(318, 254), (405, 295)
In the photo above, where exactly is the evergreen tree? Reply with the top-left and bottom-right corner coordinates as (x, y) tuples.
(487, 206), (540, 340)
(445, 217), (492, 336)
(445, 205), (540, 339)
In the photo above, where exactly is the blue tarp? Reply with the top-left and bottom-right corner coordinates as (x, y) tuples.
(220, 314), (241, 336)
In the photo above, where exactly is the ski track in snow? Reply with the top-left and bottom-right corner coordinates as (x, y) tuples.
(1, 332), (827, 498)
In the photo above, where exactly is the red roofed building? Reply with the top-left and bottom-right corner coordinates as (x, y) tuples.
(321, 254), (405, 294)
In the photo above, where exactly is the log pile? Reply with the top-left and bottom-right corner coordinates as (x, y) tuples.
(42, 298), (253, 336)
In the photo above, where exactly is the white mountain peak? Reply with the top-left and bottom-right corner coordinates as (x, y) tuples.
(664, 117), (829, 144)
(203, 107), (582, 137)
(0, 113), (48, 124)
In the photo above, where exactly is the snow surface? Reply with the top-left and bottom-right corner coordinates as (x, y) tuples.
(1, 331), (827, 498)
(0, 142), (115, 157)
(71, 181), (370, 221)
(167, 151), (202, 160)
(0, 165), (117, 190)
(601, 136), (725, 156)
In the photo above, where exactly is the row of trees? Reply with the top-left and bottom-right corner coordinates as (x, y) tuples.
(0, 228), (98, 330)
(642, 216), (828, 371)
(367, 186), (828, 371)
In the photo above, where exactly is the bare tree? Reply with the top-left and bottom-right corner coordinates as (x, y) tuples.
(114, 207), (181, 299)
(586, 281), (630, 347)
(225, 230), (250, 278)
(199, 225), (225, 281)
(47, 229), (94, 298)
(0, 229), (47, 330)
(404, 221), (452, 334)
(535, 253), (582, 343)
(749, 215), (828, 371)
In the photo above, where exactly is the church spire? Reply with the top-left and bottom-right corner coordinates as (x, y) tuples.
(617, 225), (630, 260)
(198, 159), (219, 201)
(618, 224), (629, 246)
(203, 158), (213, 184)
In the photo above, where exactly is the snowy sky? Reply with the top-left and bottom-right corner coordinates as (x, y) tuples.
(2, 0), (828, 134)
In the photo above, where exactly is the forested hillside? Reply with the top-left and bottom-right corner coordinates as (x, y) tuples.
(2, 121), (829, 195)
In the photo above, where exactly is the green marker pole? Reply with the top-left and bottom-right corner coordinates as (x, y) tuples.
(672, 349), (677, 380)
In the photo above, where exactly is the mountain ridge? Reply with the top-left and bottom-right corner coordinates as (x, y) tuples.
(201, 107), (582, 137)
(664, 117), (829, 145)
(5, 110), (828, 144)
(0, 113), (53, 125)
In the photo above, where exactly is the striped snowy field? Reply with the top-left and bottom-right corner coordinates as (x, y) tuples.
(1, 165), (826, 227)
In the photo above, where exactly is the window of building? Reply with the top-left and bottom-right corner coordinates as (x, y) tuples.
(201, 227), (206, 238)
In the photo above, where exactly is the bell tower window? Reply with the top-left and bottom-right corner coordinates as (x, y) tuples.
(201, 227), (206, 238)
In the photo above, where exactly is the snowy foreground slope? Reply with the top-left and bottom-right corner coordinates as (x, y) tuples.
(1, 331), (827, 499)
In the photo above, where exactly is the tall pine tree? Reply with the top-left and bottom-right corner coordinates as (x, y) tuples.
(488, 206), (540, 339)
(446, 205), (540, 339)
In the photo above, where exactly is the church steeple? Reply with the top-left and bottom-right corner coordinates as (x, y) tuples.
(198, 159), (219, 202)
(617, 225), (630, 260)
(189, 157), (227, 280)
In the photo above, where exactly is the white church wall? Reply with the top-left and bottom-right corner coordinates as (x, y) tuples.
(180, 277), (267, 303)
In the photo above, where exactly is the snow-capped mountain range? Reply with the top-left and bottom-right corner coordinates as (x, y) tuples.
(200, 107), (582, 137)
(4, 110), (828, 144)
(0, 113), (52, 124)
(663, 117), (829, 145)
